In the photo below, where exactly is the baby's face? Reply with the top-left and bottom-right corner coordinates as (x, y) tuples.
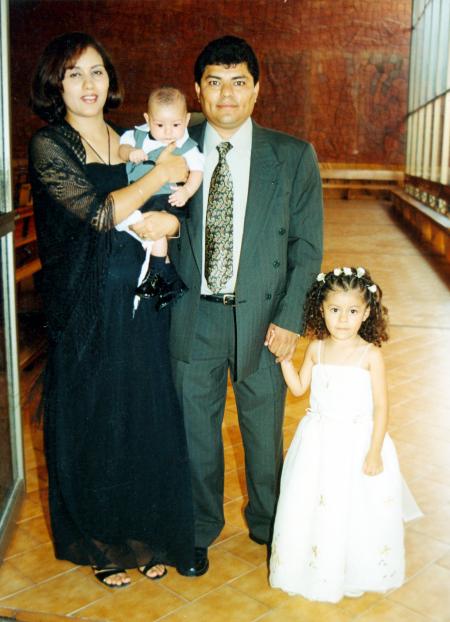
(145, 102), (189, 144)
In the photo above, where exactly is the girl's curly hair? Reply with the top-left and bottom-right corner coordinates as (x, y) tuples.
(303, 267), (389, 346)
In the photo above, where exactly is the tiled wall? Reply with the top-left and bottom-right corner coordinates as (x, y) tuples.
(10, 0), (411, 164)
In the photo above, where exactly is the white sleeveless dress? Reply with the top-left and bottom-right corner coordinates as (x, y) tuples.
(269, 343), (421, 603)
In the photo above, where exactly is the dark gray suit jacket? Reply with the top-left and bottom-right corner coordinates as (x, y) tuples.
(169, 120), (323, 381)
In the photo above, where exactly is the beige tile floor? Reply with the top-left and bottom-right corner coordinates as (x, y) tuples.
(1, 198), (449, 622)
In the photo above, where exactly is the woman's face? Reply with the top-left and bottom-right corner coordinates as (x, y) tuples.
(61, 46), (109, 123)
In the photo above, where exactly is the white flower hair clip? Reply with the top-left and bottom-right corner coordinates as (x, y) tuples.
(316, 266), (377, 295)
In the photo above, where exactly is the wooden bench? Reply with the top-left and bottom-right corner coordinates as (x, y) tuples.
(14, 204), (41, 282)
(390, 188), (450, 262)
(320, 165), (404, 199)
(13, 185), (46, 370)
(318, 163), (449, 262)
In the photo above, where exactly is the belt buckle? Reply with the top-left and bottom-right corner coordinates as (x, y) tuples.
(223, 294), (235, 306)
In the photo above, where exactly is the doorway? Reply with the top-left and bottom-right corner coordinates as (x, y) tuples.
(0, 0), (25, 561)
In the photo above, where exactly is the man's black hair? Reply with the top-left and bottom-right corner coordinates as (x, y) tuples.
(194, 35), (259, 84)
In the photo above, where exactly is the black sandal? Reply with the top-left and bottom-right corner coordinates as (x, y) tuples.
(138, 559), (168, 581)
(93, 567), (131, 588)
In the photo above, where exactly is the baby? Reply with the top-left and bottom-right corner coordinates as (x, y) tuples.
(118, 87), (204, 308)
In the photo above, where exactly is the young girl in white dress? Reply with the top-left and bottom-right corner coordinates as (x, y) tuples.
(269, 266), (421, 603)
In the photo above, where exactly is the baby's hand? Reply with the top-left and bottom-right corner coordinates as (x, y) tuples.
(129, 148), (147, 164)
(363, 451), (383, 476)
(168, 185), (190, 207)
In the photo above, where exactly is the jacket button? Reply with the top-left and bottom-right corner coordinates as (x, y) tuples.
(273, 260), (280, 268)
(265, 293), (272, 300)
(278, 228), (286, 235)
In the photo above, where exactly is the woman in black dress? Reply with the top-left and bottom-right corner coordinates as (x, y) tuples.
(29, 32), (196, 588)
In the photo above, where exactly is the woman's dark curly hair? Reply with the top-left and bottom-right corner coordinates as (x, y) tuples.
(303, 267), (389, 346)
(30, 32), (123, 124)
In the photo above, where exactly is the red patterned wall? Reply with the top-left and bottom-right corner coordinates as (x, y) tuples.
(10, 0), (411, 164)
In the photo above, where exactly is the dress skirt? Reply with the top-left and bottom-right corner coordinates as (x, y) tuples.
(42, 163), (194, 570)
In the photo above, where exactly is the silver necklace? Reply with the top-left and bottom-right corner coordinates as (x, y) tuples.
(79, 124), (110, 165)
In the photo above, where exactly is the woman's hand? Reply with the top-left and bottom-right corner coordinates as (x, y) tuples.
(111, 145), (187, 227)
(130, 211), (179, 241)
(156, 143), (188, 184)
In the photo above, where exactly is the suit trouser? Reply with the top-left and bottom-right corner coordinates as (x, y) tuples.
(171, 298), (286, 548)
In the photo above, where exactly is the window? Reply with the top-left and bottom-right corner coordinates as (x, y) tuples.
(406, 0), (450, 215)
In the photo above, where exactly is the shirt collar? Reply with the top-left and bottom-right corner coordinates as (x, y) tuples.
(204, 117), (252, 155)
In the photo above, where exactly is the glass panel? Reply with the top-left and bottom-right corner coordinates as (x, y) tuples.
(442, 91), (450, 184)
(437, 0), (450, 94)
(0, 0), (25, 560)
(428, 0), (438, 99)
(421, 1), (432, 104)
(411, 26), (421, 112)
(422, 102), (431, 178)
(431, 97), (442, 181)
(417, 107), (425, 177)
(0, 246), (13, 513)
(407, 0), (450, 193)
(416, 15), (425, 108)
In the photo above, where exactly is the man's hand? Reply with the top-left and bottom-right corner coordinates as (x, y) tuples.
(264, 323), (300, 362)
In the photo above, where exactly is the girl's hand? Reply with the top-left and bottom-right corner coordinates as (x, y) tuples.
(363, 451), (384, 476)
(264, 323), (299, 362)
(156, 143), (188, 184)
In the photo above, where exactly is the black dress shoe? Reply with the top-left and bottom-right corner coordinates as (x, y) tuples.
(136, 271), (166, 299)
(177, 547), (209, 577)
(136, 261), (188, 309)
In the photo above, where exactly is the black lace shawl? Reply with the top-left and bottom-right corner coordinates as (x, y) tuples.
(29, 121), (118, 359)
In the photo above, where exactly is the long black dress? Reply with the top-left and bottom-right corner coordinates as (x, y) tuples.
(30, 124), (194, 570)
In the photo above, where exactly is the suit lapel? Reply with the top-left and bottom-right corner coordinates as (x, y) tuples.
(186, 122), (206, 274)
(238, 123), (281, 270)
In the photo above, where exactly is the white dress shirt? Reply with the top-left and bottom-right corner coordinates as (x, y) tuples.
(201, 117), (252, 295)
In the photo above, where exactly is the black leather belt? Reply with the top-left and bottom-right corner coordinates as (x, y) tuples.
(200, 294), (236, 306)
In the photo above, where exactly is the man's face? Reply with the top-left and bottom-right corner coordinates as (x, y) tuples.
(195, 62), (259, 138)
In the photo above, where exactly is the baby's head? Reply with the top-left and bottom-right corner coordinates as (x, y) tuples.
(303, 267), (389, 346)
(144, 87), (190, 144)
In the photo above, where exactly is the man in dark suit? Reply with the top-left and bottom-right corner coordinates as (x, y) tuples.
(170, 36), (323, 576)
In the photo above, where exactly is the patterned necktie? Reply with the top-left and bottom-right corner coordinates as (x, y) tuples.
(205, 142), (234, 293)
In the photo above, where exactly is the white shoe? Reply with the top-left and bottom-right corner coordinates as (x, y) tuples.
(344, 590), (364, 598)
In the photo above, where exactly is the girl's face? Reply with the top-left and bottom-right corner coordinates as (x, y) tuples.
(61, 46), (109, 123)
(322, 287), (370, 342)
